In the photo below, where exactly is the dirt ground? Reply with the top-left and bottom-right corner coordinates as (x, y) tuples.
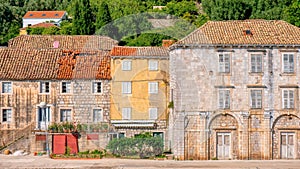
(0, 154), (300, 169)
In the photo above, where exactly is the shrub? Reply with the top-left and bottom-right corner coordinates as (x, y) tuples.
(106, 134), (163, 159)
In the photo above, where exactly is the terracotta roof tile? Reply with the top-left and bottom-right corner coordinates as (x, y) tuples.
(0, 48), (61, 80)
(8, 35), (118, 51)
(57, 50), (111, 80)
(177, 20), (300, 46)
(20, 23), (58, 30)
(0, 49), (111, 80)
(111, 46), (169, 57)
(23, 11), (66, 19)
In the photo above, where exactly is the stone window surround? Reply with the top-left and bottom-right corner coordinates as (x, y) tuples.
(39, 81), (50, 94)
(122, 60), (132, 71)
(249, 53), (263, 73)
(281, 89), (295, 109)
(250, 89), (263, 109)
(1, 107), (12, 123)
(281, 53), (295, 74)
(91, 81), (102, 94)
(218, 89), (230, 109)
(59, 108), (73, 122)
(218, 53), (231, 73)
(148, 60), (159, 71)
(92, 108), (103, 122)
(61, 81), (72, 94)
(1, 81), (12, 94)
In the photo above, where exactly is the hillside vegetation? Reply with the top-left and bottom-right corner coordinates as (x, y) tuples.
(0, 0), (299, 46)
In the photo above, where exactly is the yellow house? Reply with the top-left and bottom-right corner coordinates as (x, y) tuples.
(110, 46), (169, 139)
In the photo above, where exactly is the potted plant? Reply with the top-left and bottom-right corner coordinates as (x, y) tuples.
(57, 123), (64, 133)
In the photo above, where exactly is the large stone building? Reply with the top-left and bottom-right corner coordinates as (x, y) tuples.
(110, 46), (170, 145)
(169, 20), (300, 160)
(0, 35), (117, 153)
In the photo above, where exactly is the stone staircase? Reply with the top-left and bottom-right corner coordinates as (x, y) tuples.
(0, 122), (34, 153)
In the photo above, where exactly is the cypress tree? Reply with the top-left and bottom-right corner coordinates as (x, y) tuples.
(71, 0), (81, 35)
(95, 2), (112, 30)
(80, 0), (95, 35)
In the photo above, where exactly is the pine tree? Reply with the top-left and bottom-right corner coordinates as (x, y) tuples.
(80, 0), (95, 35)
(95, 2), (112, 31)
(71, 0), (81, 35)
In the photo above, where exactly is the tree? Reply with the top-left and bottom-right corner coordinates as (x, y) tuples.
(71, 0), (81, 35)
(284, 0), (300, 27)
(72, 0), (95, 35)
(95, 2), (112, 30)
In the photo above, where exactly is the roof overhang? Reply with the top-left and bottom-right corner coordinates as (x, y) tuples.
(111, 120), (157, 129)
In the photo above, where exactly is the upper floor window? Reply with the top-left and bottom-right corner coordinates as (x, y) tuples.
(218, 53), (230, 73)
(122, 60), (131, 71)
(251, 54), (262, 73)
(149, 107), (158, 120)
(2, 109), (12, 123)
(282, 89), (294, 109)
(92, 82), (102, 93)
(2, 82), (12, 93)
(61, 82), (71, 93)
(149, 82), (158, 94)
(149, 60), (158, 71)
(250, 90), (262, 109)
(40, 82), (50, 93)
(218, 90), (230, 109)
(122, 107), (131, 120)
(60, 109), (72, 122)
(283, 54), (294, 73)
(122, 82), (132, 94)
(93, 109), (103, 122)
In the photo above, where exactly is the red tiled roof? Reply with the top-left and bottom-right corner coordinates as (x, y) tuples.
(8, 35), (118, 51)
(177, 20), (300, 46)
(57, 50), (111, 80)
(110, 46), (169, 57)
(20, 23), (58, 30)
(0, 48), (61, 80)
(23, 11), (66, 19)
(0, 49), (111, 80)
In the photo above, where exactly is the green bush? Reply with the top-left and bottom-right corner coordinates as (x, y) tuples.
(106, 134), (163, 159)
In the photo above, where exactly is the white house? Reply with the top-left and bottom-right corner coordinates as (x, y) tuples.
(22, 11), (67, 28)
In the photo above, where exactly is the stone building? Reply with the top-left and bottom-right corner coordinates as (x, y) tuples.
(169, 20), (300, 160)
(110, 46), (170, 146)
(0, 35), (117, 153)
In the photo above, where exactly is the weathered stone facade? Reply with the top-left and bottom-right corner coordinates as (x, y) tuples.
(169, 20), (300, 160)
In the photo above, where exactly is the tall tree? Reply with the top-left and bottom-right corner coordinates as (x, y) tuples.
(95, 2), (112, 31)
(284, 0), (300, 27)
(80, 0), (95, 34)
(71, 0), (81, 35)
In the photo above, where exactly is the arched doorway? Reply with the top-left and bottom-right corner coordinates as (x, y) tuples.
(208, 113), (239, 160)
(272, 114), (300, 159)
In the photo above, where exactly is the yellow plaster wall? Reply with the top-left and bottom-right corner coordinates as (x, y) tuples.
(110, 58), (169, 120)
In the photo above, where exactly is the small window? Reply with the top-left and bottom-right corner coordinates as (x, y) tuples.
(153, 132), (164, 139)
(93, 109), (103, 122)
(149, 108), (158, 120)
(61, 82), (71, 93)
(119, 133), (125, 138)
(283, 54), (294, 73)
(42, 14), (46, 16)
(92, 82), (102, 93)
(149, 82), (158, 94)
(250, 90), (262, 109)
(40, 82), (50, 93)
(149, 60), (158, 71)
(29, 14), (33, 16)
(218, 90), (230, 109)
(122, 82), (132, 94)
(218, 54), (230, 73)
(282, 89), (294, 109)
(2, 82), (12, 93)
(60, 109), (72, 122)
(2, 109), (12, 123)
(122, 108), (131, 120)
(250, 54), (262, 73)
(55, 13), (59, 16)
(122, 60), (131, 71)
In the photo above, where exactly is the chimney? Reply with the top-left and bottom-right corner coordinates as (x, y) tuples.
(53, 41), (59, 48)
(162, 40), (175, 48)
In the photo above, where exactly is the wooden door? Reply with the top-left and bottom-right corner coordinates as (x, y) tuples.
(217, 132), (231, 159)
(281, 132), (295, 159)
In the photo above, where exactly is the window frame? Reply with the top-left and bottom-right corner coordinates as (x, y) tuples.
(2, 82), (12, 94)
(122, 60), (132, 71)
(2, 108), (12, 123)
(218, 53), (231, 73)
(250, 54), (263, 73)
(282, 89), (294, 109)
(39, 81), (50, 94)
(149, 107), (158, 120)
(218, 89), (230, 109)
(148, 60), (158, 71)
(122, 107), (131, 120)
(92, 81), (102, 94)
(122, 82), (132, 94)
(282, 53), (294, 73)
(61, 81), (72, 94)
(250, 90), (262, 109)
(60, 109), (72, 122)
(148, 82), (158, 94)
(92, 109), (103, 122)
